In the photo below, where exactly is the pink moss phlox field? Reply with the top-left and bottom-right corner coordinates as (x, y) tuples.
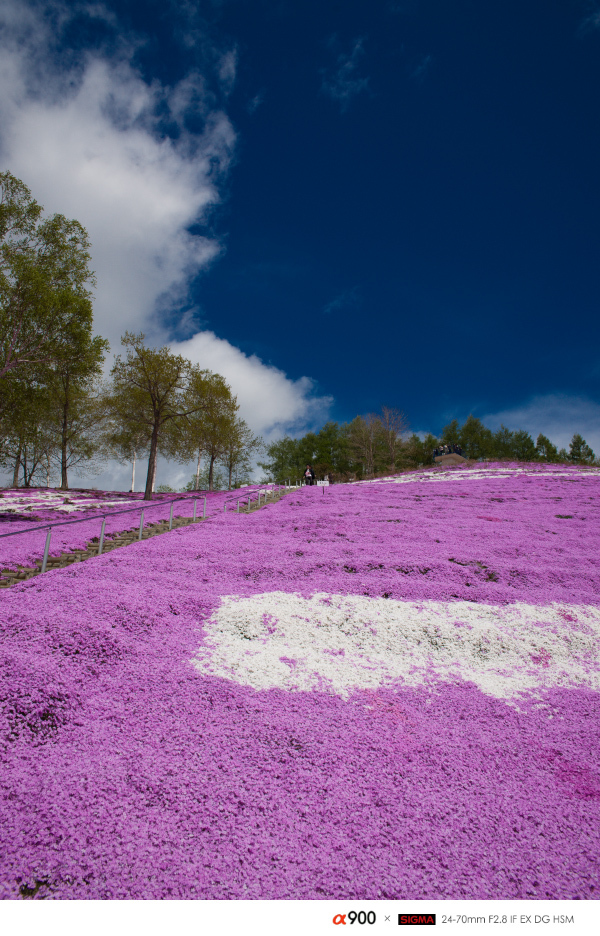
(0, 487), (268, 571)
(1, 464), (599, 899)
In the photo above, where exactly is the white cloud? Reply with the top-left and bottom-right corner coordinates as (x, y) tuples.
(0, 0), (332, 488)
(172, 331), (333, 441)
(482, 394), (600, 456)
(579, 5), (600, 34)
(0, 1), (234, 346)
(323, 286), (360, 316)
(246, 91), (264, 115)
(410, 53), (433, 83)
(217, 48), (237, 95)
(321, 37), (369, 112)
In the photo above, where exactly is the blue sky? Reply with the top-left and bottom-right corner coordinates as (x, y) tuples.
(1, 0), (599, 483)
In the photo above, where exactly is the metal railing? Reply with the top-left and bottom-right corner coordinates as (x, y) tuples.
(0, 481), (300, 576)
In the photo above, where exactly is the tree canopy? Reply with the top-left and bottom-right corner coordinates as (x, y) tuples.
(0, 171), (95, 410)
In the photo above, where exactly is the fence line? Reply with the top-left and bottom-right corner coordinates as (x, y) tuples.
(0, 481), (302, 578)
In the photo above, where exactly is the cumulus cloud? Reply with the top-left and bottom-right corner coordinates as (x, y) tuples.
(172, 331), (333, 441)
(0, 0), (234, 347)
(482, 394), (600, 456)
(320, 37), (369, 112)
(0, 0), (332, 487)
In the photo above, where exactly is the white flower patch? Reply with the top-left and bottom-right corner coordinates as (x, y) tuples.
(193, 593), (600, 700)
(0, 492), (138, 514)
(360, 466), (600, 485)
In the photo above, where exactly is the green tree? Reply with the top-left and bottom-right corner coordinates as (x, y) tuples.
(184, 464), (227, 492)
(161, 370), (234, 491)
(50, 383), (107, 488)
(102, 422), (150, 493)
(459, 415), (494, 459)
(346, 415), (387, 477)
(510, 429), (536, 462)
(569, 433), (595, 464)
(108, 333), (214, 500)
(440, 419), (460, 446)
(48, 333), (108, 488)
(0, 171), (95, 407)
(492, 425), (515, 460)
(312, 421), (354, 479)
(0, 382), (57, 487)
(405, 433), (438, 466)
(200, 394), (239, 491)
(258, 436), (304, 483)
(535, 434), (558, 461)
(378, 407), (409, 471)
(219, 417), (262, 490)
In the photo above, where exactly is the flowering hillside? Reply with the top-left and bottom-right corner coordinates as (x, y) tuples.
(1, 464), (599, 899)
(0, 487), (268, 573)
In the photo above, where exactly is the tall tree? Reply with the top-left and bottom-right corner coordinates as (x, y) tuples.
(199, 394), (240, 492)
(219, 417), (262, 489)
(103, 422), (151, 492)
(50, 382), (107, 488)
(458, 415), (494, 459)
(0, 383), (57, 487)
(258, 436), (304, 483)
(511, 429), (536, 462)
(0, 171), (95, 413)
(405, 432), (438, 467)
(535, 434), (558, 461)
(346, 415), (385, 477)
(492, 425), (515, 460)
(109, 335), (228, 499)
(48, 333), (108, 488)
(109, 334), (187, 500)
(378, 406), (409, 471)
(312, 421), (353, 479)
(569, 433), (595, 464)
(440, 419), (460, 446)
(161, 370), (234, 490)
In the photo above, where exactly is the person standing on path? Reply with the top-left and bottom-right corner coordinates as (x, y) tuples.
(304, 464), (316, 486)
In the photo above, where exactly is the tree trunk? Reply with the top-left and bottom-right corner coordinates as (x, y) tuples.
(46, 454), (50, 488)
(195, 448), (201, 490)
(12, 445), (22, 488)
(144, 422), (160, 500)
(208, 453), (215, 491)
(60, 377), (69, 490)
(22, 447), (29, 487)
(131, 449), (136, 492)
(228, 459), (233, 490)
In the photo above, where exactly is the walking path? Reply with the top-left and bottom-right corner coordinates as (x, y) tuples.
(0, 488), (286, 588)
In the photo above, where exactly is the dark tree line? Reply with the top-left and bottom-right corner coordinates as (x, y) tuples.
(259, 412), (596, 483)
(433, 416), (595, 466)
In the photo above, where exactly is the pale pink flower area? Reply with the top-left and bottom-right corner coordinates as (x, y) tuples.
(1, 464), (599, 899)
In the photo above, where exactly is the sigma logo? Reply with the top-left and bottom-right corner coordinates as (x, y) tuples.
(398, 914), (437, 925)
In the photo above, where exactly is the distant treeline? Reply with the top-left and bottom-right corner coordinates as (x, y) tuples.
(259, 411), (597, 483)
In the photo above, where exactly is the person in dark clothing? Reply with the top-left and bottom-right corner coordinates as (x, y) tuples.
(304, 464), (316, 486)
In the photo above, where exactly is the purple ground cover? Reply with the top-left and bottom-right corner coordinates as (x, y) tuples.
(0, 487), (270, 572)
(1, 464), (599, 899)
